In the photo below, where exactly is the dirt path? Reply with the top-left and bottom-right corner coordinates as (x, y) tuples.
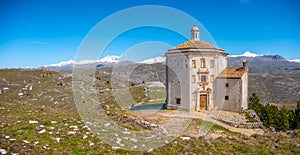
(142, 110), (264, 137)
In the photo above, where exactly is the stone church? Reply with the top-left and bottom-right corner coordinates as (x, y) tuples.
(166, 25), (248, 112)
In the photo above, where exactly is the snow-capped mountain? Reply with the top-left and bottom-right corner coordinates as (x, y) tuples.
(229, 51), (261, 57)
(140, 56), (165, 64)
(43, 55), (120, 70)
(99, 55), (120, 63)
(289, 59), (300, 63)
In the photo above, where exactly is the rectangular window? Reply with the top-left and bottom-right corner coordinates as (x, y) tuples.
(225, 96), (229, 100)
(200, 58), (206, 68)
(201, 75), (206, 82)
(192, 60), (196, 68)
(176, 98), (181, 104)
(210, 60), (215, 68)
(225, 83), (229, 87)
(192, 75), (196, 83)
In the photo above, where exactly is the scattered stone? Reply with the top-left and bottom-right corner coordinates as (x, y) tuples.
(205, 140), (212, 146)
(270, 127), (276, 132)
(38, 129), (46, 134)
(130, 138), (138, 143)
(89, 142), (95, 147)
(148, 148), (153, 152)
(68, 131), (76, 134)
(104, 123), (111, 127)
(83, 135), (88, 139)
(29, 120), (38, 124)
(18, 93), (23, 96)
(5, 136), (9, 139)
(54, 138), (60, 143)
(0, 149), (7, 154)
(69, 126), (78, 129)
(116, 137), (122, 144)
(42, 145), (49, 149)
(51, 121), (57, 124)
(112, 146), (120, 150)
(3, 87), (9, 91)
(23, 140), (30, 144)
(180, 136), (191, 141)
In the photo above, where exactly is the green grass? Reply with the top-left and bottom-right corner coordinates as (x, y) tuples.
(1, 101), (299, 154)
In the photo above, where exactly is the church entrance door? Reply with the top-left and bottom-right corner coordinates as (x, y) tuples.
(200, 94), (207, 110)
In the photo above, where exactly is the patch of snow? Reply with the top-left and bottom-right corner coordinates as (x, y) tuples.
(140, 56), (165, 64)
(229, 51), (260, 57)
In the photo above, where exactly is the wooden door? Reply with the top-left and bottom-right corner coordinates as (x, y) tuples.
(200, 94), (207, 110)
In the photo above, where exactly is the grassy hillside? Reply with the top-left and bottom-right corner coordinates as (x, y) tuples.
(0, 69), (299, 154)
(1, 101), (299, 154)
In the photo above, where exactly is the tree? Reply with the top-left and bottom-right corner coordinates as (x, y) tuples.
(290, 101), (300, 129)
(280, 107), (290, 131)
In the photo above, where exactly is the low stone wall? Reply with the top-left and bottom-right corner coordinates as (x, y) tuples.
(217, 118), (263, 128)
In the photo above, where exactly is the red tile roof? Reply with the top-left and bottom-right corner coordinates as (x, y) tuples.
(217, 67), (246, 78)
(173, 40), (221, 50)
(167, 40), (228, 55)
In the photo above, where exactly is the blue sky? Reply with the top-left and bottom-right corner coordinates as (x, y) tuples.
(0, 0), (300, 68)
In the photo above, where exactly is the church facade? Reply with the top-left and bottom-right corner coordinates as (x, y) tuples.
(165, 25), (248, 112)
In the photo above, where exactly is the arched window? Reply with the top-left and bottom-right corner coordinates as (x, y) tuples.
(200, 58), (206, 68)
